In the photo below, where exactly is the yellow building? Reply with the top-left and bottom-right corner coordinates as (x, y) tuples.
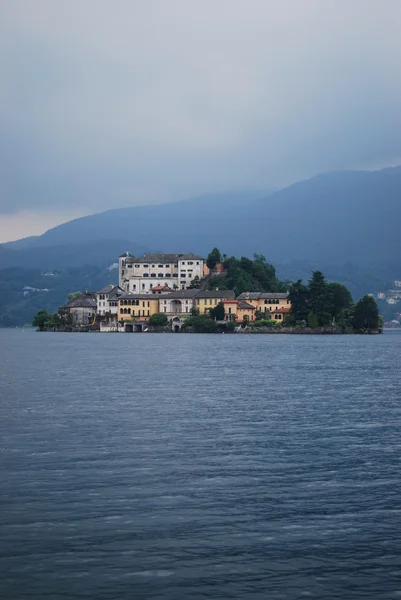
(237, 292), (290, 319)
(118, 294), (159, 322)
(223, 299), (256, 323)
(195, 290), (235, 315)
(224, 292), (291, 323)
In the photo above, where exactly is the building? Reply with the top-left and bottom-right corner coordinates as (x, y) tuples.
(194, 290), (235, 314)
(223, 299), (256, 322)
(119, 252), (205, 293)
(223, 292), (291, 323)
(59, 293), (97, 326)
(158, 289), (200, 316)
(117, 294), (160, 322)
(96, 285), (124, 316)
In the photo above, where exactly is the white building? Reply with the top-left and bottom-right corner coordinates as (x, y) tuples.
(96, 285), (124, 316)
(119, 253), (205, 293)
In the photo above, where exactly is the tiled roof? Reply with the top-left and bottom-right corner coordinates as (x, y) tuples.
(237, 292), (288, 300)
(238, 301), (256, 310)
(122, 252), (203, 263)
(196, 290), (235, 299)
(61, 293), (97, 309)
(151, 285), (172, 291)
(118, 293), (159, 300)
(162, 289), (200, 299)
(97, 284), (116, 294)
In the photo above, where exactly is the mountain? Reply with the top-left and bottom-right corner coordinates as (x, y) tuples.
(1, 169), (400, 271)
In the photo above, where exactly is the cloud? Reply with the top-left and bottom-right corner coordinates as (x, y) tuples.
(1, 0), (401, 214)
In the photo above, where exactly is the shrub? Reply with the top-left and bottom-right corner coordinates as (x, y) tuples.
(148, 312), (168, 326)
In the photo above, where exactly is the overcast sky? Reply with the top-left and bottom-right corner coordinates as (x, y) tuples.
(1, 0), (401, 241)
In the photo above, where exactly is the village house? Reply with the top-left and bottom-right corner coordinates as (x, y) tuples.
(194, 290), (235, 314)
(236, 292), (291, 322)
(59, 292), (97, 327)
(96, 285), (124, 316)
(118, 252), (207, 293)
(117, 294), (160, 322)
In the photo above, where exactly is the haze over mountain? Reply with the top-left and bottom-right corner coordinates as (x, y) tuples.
(2, 1), (401, 241)
(1, 168), (400, 271)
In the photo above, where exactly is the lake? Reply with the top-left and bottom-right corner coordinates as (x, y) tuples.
(1, 329), (401, 599)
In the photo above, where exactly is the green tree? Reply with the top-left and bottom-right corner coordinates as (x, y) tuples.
(352, 295), (380, 331)
(191, 306), (200, 316)
(288, 280), (309, 322)
(182, 314), (217, 333)
(148, 312), (168, 326)
(209, 302), (225, 320)
(206, 248), (222, 270)
(326, 282), (353, 318)
(307, 311), (319, 328)
(32, 309), (52, 331)
(189, 275), (201, 289)
(67, 291), (82, 302)
(308, 271), (331, 324)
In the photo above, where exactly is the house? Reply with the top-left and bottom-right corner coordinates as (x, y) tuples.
(158, 289), (200, 316)
(117, 294), (160, 323)
(118, 252), (205, 293)
(150, 285), (173, 295)
(59, 293), (97, 326)
(223, 299), (256, 323)
(224, 292), (291, 323)
(96, 285), (124, 316)
(194, 290), (235, 315)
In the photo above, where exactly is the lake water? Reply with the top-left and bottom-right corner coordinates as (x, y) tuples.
(1, 329), (401, 599)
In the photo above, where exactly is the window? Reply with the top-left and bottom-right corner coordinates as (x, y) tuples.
(164, 300), (167, 304)
(143, 264), (148, 268)
(135, 264), (140, 268)
(228, 307), (232, 314)
(122, 270), (125, 276)
(181, 261), (186, 265)
(127, 264), (132, 268)
(164, 307), (166, 313)
(150, 284), (153, 289)
(180, 274), (186, 278)
(151, 264), (155, 268)
(196, 261), (199, 265)
(188, 261), (193, 265)
(158, 273), (163, 278)
(147, 302), (150, 307)
(143, 273), (149, 278)
(128, 308), (131, 314)
(151, 273), (156, 278)
(165, 274), (171, 278)
(142, 284), (145, 290)
(132, 284), (136, 290)
(158, 264), (163, 268)
(142, 301), (145, 307)
(147, 310), (150, 316)
(165, 264), (170, 268)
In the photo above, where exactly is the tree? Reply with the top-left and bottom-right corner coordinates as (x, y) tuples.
(67, 291), (82, 302)
(288, 280), (309, 322)
(209, 302), (225, 321)
(32, 309), (52, 331)
(182, 314), (217, 333)
(307, 311), (319, 328)
(148, 312), (168, 326)
(352, 295), (380, 331)
(189, 275), (201, 289)
(326, 282), (353, 318)
(308, 271), (331, 325)
(206, 247), (222, 270)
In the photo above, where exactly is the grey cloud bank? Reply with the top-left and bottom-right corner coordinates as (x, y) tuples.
(1, 0), (401, 217)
